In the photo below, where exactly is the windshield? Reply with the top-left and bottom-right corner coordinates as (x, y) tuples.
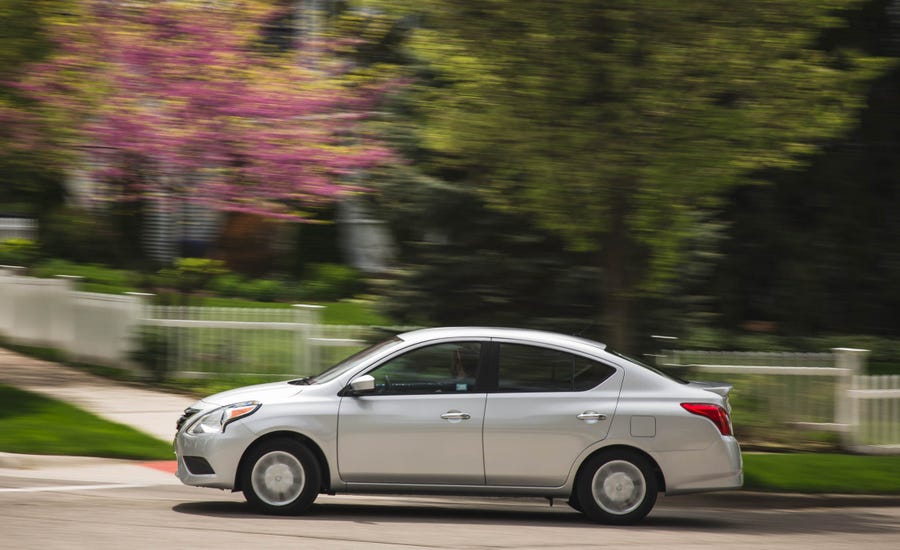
(306, 337), (403, 385)
(607, 348), (688, 384)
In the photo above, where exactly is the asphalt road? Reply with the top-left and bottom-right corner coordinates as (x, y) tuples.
(2, 473), (900, 550)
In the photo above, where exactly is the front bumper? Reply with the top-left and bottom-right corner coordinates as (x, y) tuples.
(174, 422), (254, 490)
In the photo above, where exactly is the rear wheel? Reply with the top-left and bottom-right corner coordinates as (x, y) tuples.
(242, 438), (320, 515)
(576, 450), (658, 524)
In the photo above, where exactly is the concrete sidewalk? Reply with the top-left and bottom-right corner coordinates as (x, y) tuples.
(0, 452), (182, 486)
(0, 347), (195, 443)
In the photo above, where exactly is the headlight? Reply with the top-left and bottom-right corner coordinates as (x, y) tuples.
(188, 401), (261, 435)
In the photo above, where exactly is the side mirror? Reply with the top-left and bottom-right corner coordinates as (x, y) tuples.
(348, 374), (375, 394)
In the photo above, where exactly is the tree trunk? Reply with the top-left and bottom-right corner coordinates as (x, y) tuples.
(602, 192), (633, 352)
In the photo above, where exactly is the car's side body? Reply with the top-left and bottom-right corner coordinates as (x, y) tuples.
(175, 327), (742, 523)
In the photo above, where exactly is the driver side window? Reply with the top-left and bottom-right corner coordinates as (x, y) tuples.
(367, 342), (483, 395)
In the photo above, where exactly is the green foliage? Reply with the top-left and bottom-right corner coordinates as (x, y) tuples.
(23, 256), (368, 311)
(317, 299), (392, 326)
(188, 296), (391, 325)
(300, 263), (365, 301)
(156, 258), (228, 295)
(208, 273), (246, 296)
(0, 1), (55, 77)
(40, 207), (130, 264)
(32, 259), (140, 289)
(174, 257), (228, 279)
(0, 1), (72, 215)
(373, 178), (601, 332)
(0, 238), (39, 266)
(244, 278), (287, 302)
(0, 383), (173, 459)
(209, 263), (364, 302)
(371, 0), (890, 349)
(129, 327), (177, 383)
(711, 60), (900, 338)
(209, 274), (288, 302)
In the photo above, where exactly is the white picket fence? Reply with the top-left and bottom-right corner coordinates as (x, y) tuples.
(141, 304), (375, 378)
(0, 270), (387, 378)
(2, 271), (898, 453)
(848, 375), (900, 453)
(661, 349), (900, 454)
(0, 269), (143, 366)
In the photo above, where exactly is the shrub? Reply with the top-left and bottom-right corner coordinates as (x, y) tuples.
(0, 238), (40, 267)
(130, 327), (178, 382)
(300, 263), (364, 301)
(32, 259), (139, 290)
(254, 279), (287, 302)
(209, 273), (247, 297)
(156, 258), (229, 295)
(40, 207), (127, 264)
(173, 258), (229, 292)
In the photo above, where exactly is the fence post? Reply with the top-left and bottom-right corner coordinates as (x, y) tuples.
(832, 347), (869, 449)
(125, 292), (154, 372)
(293, 304), (324, 375)
(50, 275), (79, 356)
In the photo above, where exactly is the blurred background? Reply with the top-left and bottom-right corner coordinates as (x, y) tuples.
(2, 1), (900, 454)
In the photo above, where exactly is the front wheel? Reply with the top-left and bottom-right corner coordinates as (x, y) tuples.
(241, 438), (321, 515)
(575, 450), (658, 524)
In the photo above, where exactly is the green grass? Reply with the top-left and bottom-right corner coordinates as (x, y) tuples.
(743, 452), (900, 494)
(0, 384), (174, 460)
(316, 300), (392, 325)
(191, 296), (392, 325)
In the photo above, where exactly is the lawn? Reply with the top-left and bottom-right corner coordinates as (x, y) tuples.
(189, 296), (392, 325)
(0, 384), (174, 460)
(743, 452), (900, 494)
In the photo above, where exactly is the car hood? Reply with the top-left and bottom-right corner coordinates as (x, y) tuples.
(192, 380), (305, 409)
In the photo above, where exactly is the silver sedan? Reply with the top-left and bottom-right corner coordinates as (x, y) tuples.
(174, 327), (742, 524)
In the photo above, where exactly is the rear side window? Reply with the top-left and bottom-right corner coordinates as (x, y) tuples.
(497, 343), (615, 392)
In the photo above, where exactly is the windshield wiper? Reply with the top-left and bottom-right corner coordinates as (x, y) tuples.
(288, 377), (312, 385)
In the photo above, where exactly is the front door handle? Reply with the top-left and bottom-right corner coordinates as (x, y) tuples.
(441, 410), (471, 421)
(577, 411), (607, 423)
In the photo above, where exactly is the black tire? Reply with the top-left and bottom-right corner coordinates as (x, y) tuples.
(575, 450), (658, 525)
(567, 493), (583, 512)
(241, 438), (321, 515)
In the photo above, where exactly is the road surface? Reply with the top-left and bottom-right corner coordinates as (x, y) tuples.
(2, 465), (899, 550)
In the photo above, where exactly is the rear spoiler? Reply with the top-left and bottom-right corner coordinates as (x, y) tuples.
(687, 380), (733, 398)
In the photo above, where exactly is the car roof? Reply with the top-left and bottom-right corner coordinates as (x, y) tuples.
(396, 327), (608, 353)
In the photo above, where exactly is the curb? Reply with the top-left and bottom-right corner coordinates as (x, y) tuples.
(667, 490), (900, 508)
(0, 452), (153, 470)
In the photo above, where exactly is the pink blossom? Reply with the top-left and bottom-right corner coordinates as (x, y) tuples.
(17, 0), (396, 220)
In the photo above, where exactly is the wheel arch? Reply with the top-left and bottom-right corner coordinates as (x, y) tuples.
(234, 431), (332, 493)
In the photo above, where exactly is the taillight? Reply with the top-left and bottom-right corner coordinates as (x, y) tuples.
(681, 403), (732, 436)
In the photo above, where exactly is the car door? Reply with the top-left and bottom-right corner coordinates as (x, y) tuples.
(337, 341), (488, 485)
(483, 341), (624, 487)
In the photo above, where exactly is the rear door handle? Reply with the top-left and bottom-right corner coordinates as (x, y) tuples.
(577, 411), (607, 423)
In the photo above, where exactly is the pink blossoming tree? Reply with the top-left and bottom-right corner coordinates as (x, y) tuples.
(22, 0), (391, 220)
